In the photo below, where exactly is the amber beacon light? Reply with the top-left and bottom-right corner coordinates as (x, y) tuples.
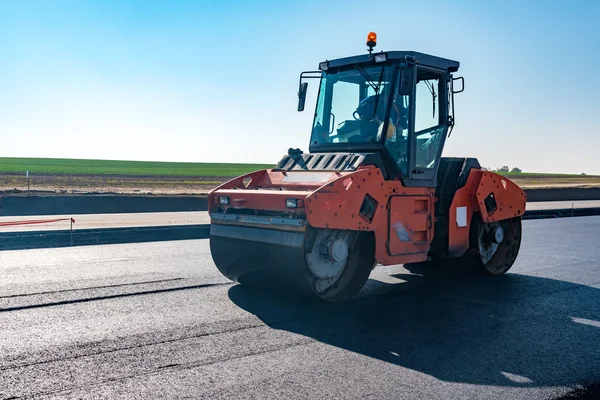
(367, 32), (377, 48)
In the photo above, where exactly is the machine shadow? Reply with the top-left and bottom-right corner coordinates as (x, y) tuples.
(228, 267), (600, 388)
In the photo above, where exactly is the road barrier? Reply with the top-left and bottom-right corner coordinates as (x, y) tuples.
(0, 224), (209, 251)
(0, 195), (208, 216)
(1, 189), (600, 217)
(0, 217), (75, 227)
(0, 217), (77, 248)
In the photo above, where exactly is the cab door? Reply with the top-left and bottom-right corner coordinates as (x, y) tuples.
(405, 66), (449, 188)
(387, 195), (433, 256)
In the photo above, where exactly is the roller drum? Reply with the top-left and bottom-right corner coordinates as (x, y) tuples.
(209, 223), (314, 295)
(209, 221), (376, 301)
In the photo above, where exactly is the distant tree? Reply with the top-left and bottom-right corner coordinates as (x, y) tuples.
(510, 167), (522, 173)
(581, 173), (587, 176)
(499, 166), (509, 173)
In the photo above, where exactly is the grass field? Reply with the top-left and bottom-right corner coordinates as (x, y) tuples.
(0, 157), (599, 195)
(494, 172), (600, 186)
(0, 157), (274, 177)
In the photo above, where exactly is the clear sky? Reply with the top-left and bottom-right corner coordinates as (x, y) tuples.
(1, 0), (599, 174)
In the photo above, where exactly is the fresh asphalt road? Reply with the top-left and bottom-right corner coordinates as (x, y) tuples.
(1, 200), (599, 233)
(1, 216), (600, 399)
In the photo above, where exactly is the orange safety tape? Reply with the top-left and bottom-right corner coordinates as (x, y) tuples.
(0, 217), (75, 227)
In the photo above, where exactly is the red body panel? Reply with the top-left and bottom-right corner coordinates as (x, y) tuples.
(209, 166), (436, 265)
(448, 170), (526, 257)
(302, 167), (435, 265)
(207, 169), (355, 213)
(209, 165), (526, 265)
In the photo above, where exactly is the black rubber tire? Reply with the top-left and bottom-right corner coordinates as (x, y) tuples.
(461, 214), (523, 276)
(309, 231), (376, 302)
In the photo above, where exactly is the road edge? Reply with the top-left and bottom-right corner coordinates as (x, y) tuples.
(1, 208), (599, 251)
(0, 224), (211, 251)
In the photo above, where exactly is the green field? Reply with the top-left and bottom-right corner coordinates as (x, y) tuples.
(0, 157), (275, 177)
(0, 157), (597, 180)
(494, 172), (600, 186)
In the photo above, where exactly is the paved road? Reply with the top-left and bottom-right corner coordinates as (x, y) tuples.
(525, 200), (600, 210)
(1, 216), (600, 399)
(1, 199), (599, 233)
(0, 211), (210, 233)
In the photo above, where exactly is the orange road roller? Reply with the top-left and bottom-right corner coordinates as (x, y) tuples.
(208, 33), (526, 301)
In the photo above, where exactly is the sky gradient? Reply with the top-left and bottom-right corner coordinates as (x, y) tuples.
(1, 0), (599, 174)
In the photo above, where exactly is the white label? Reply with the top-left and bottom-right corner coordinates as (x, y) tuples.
(393, 222), (412, 242)
(456, 206), (467, 227)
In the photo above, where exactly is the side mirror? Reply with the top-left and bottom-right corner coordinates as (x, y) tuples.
(297, 82), (308, 112)
(398, 67), (414, 96)
(452, 76), (464, 93)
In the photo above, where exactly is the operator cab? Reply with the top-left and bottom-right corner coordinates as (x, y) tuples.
(297, 32), (463, 188)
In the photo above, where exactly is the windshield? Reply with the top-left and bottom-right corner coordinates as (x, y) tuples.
(310, 64), (398, 146)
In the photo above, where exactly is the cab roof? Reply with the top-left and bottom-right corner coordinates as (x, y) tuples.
(320, 51), (460, 73)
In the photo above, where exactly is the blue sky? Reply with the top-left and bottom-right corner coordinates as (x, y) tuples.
(0, 0), (599, 174)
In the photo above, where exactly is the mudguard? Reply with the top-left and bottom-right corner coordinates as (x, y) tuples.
(447, 170), (526, 257)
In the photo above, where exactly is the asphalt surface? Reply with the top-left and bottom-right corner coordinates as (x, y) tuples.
(525, 200), (600, 210)
(1, 199), (599, 233)
(0, 211), (209, 233)
(1, 216), (600, 399)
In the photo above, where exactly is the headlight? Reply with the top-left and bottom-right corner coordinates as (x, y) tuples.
(374, 53), (387, 63)
(286, 199), (298, 208)
(219, 196), (229, 205)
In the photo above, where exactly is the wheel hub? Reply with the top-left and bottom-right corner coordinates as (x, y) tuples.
(479, 222), (502, 264)
(329, 238), (349, 262)
(306, 229), (356, 293)
(491, 226), (504, 244)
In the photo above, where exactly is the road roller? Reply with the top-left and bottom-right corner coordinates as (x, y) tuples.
(208, 33), (526, 301)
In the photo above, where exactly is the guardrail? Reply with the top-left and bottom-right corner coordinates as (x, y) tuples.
(0, 217), (75, 228)
(522, 207), (600, 219)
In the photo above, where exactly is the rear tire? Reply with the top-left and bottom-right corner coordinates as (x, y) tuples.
(462, 214), (522, 275)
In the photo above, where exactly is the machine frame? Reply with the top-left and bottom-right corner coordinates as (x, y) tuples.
(207, 33), (525, 301)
